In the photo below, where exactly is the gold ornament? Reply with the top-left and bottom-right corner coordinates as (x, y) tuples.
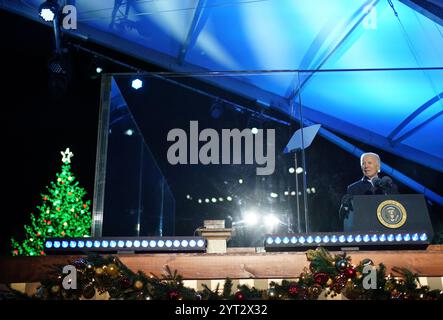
(134, 280), (144, 290)
(326, 278), (333, 286)
(51, 285), (61, 294)
(95, 267), (104, 276)
(105, 263), (119, 277)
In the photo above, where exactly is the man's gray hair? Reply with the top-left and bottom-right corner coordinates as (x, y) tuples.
(360, 152), (381, 167)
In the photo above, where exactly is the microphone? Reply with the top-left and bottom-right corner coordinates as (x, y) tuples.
(339, 194), (353, 220)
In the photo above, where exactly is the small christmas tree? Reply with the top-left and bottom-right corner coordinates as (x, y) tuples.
(11, 148), (92, 256)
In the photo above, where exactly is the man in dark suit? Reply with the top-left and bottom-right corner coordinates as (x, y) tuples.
(347, 152), (398, 196)
(340, 152), (398, 229)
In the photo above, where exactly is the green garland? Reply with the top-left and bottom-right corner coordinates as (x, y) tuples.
(27, 247), (442, 300)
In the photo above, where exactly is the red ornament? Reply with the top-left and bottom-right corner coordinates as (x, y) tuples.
(288, 285), (298, 296)
(47, 220), (52, 225)
(235, 291), (245, 300)
(61, 231), (65, 236)
(83, 204), (87, 209)
(36, 232), (41, 237)
(57, 207), (61, 211)
(43, 196), (47, 201)
(61, 182), (65, 185)
(314, 272), (329, 285)
(13, 249), (18, 255)
(68, 192), (72, 196)
(43, 219), (47, 223)
(168, 290), (180, 300)
(345, 267), (357, 278)
(40, 251), (45, 256)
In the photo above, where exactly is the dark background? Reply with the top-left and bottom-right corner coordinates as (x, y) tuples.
(1, 9), (442, 255)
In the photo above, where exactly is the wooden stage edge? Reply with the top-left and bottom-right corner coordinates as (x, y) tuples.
(1, 245), (443, 283)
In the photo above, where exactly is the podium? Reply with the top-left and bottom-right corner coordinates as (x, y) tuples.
(344, 194), (434, 238)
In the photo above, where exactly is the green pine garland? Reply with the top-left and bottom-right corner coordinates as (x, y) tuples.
(25, 247), (443, 300)
(11, 149), (92, 256)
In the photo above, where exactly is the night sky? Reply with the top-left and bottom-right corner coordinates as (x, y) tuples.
(1, 9), (442, 255)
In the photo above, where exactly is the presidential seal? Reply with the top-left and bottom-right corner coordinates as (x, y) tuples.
(377, 200), (407, 228)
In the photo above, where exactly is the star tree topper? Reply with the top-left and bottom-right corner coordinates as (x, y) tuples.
(61, 148), (74, 164)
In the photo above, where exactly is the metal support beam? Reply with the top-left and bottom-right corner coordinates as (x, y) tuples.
(178, 0), (209, 65)
(400, 0), (443, 26)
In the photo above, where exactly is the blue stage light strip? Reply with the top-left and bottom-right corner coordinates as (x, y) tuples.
(44, 237), (206, 253)
(265, 231), (430, 251)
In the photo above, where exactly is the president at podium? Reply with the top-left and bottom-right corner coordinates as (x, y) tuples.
(340, 152), (399, 229)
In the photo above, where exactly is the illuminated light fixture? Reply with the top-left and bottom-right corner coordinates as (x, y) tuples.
(264, 231), (430, 252)
(198, 199), (202, 204)
(226, 196), (233, 201)
(288, 167), (295, 174)
(218, 197), (224, 202)
(124, 129), (134, 136)
(291, 191), (296, 196)
(211, 198), (217, 203)
(251, 127), (259, 135)
(38, 0), (59, 22)
(45, 237), (206, 253)
(205, 198), (210, 203)
(238, 179), (243, 184)
(311, 187), (316, 194)
(186, 195), (191, 199)
(270, 192), (278, 198)
(295, 167), (303, 174)
(284, 191), (289, 196)
(131, 78), (143, 90)
(264, 214), (280, 227)
(244, 211), (259, 226)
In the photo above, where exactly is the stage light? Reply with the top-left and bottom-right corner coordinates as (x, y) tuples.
(284, 191), (289, 196)
(198, 199), (202, 204)
(244, 211), (259, 226)
(227, 196), (233, 201)
(96, 67), (103, 74)
(291, 191), (296, 196)
(311, 187), (316, 194)
(296, 167), (304, 174)
(124, 129), (134, 136)
(218, 197), (224, 202)
(45, 237), (206, 253)
(131, 78), (143, 90)
(264, 214), (280, 228)
(288, 167), (295, 174)
(205, 198), (210, 203)
(238, 179), (243, 184)
(270, 192), (278, 198)
(306, 188), (311, 194)
(211, 197), (217, 203)
(38, 0), (59, 22)
(186, 194), (191, 199)
(265, 231), (431, 251)
(251, 127), (258, 134)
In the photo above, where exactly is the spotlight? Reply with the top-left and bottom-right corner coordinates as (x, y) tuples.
(131, 78), (143, 90)
(244, 211), (259, 226)
(38, 0), (59, 22)
(264, 214), (280, 228)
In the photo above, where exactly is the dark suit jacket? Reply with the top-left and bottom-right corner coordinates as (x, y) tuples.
(347, 176), (399, 196)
